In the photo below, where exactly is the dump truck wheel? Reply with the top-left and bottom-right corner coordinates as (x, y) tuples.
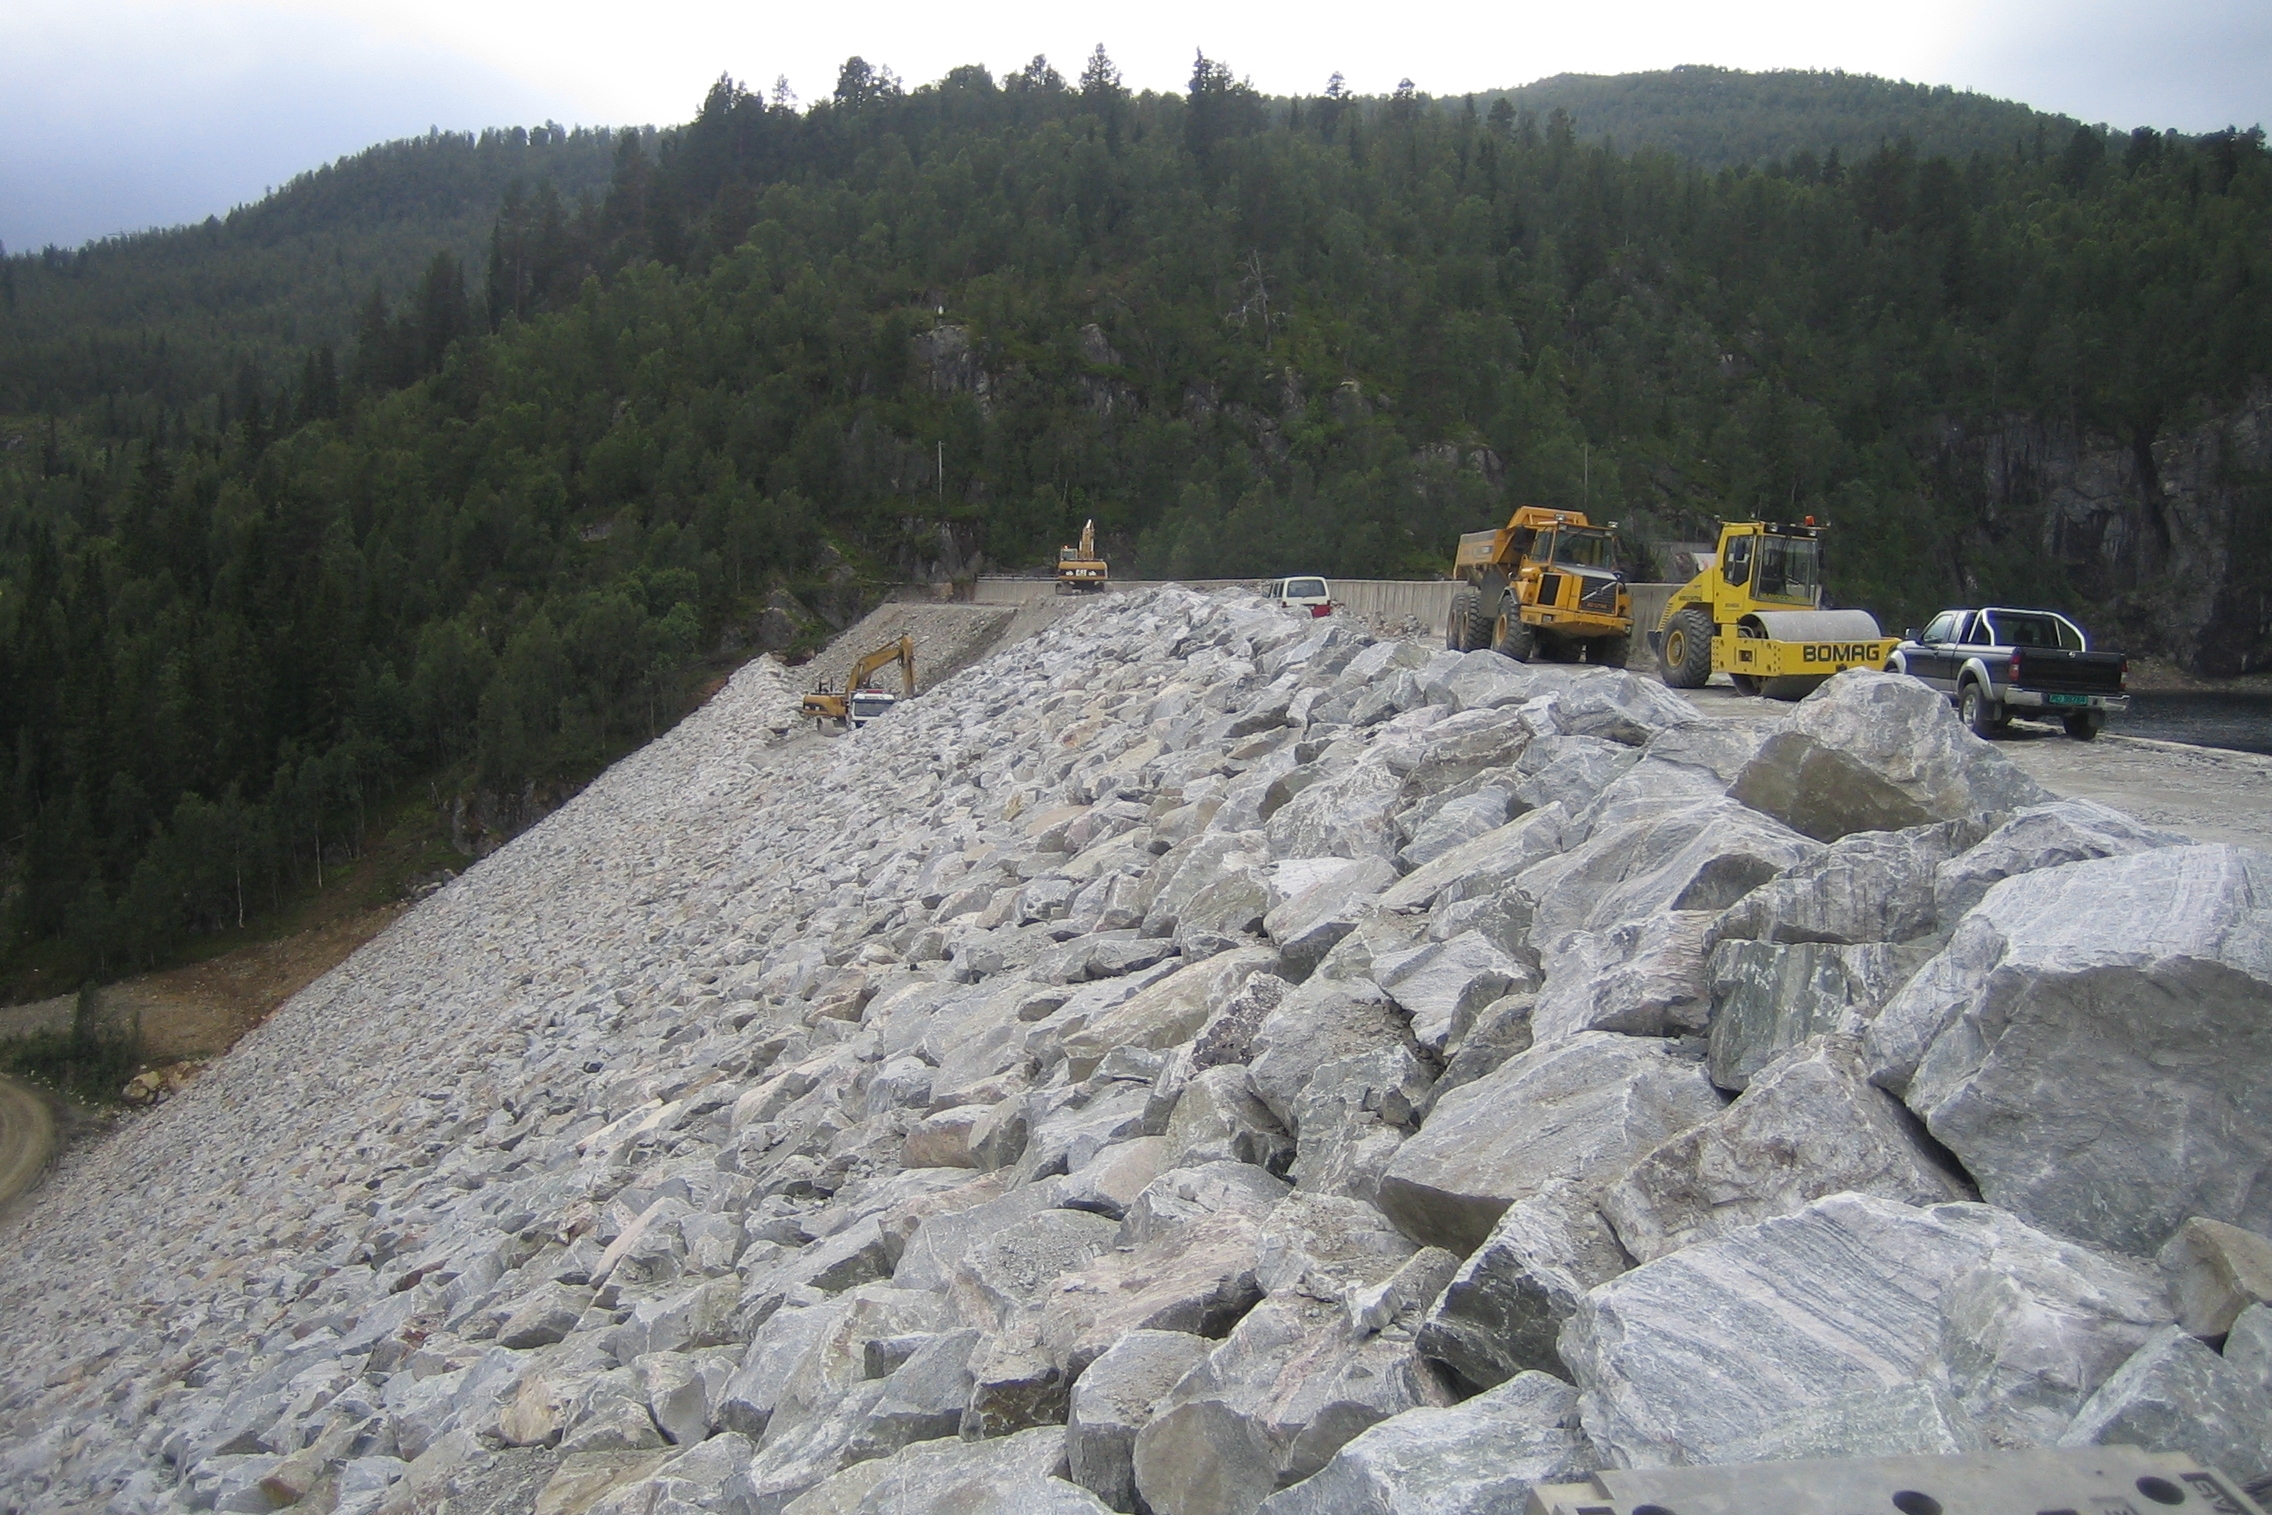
(1660, 608), (1714, 688)
(1447, 585), (1483, 650)
(1492, 605), (1536, 662)
(1960, 681), (2004, 737)
(1592, 633), (1632, 668)
(2064, 711), (2103, 741)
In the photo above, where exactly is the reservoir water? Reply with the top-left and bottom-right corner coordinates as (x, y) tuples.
(2111, 692), (2272, 755)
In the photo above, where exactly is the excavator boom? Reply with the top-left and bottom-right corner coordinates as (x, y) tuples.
(847, 635), (917, 697)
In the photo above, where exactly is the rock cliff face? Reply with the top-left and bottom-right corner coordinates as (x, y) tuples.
(1955, 384), (2272, 673)
(1, 593), (2267, 1515)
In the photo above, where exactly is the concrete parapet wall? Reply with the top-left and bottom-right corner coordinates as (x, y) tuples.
(968, 576), (1681, 642)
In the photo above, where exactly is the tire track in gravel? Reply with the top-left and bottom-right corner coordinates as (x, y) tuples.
(0, 1074), (54, 1207)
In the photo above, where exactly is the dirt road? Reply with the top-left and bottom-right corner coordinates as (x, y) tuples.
(0, 1075), (53, 1208)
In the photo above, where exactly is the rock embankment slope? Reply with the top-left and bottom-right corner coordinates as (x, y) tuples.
(3, 588), (2270, 1515)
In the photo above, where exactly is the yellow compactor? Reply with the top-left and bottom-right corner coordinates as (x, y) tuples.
(1653, 519), (1895, 698)
(1446, 506), (1633, 664)
(802, 636), (916, 729)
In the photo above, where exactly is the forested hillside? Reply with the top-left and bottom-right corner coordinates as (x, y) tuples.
(1, 57), (2267, 994)
(1492, 67), (2077, 171)
(0, 126), (621, 419)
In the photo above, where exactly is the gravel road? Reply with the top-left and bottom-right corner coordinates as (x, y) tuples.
(0, 1075), (53, 1208)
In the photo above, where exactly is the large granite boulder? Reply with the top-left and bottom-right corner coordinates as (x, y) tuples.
(1062, 948), (1279, 1079)
(1263, 860), (1400, 981)
(1414, 1179), (1630, 1392)
(1248, 977), (1434, 1200)
(1253, 1371), (1597, 1515)
(1705, 939), (1928, 1091)
(1601, 1037), (1972, 1264)
(1517, 799), (1819, 946)
(1067, 1330), (1216, 1512)
(1713, 820), (1984, 946)
(1375, 805), (1568, 916)
(2159, 1217), (2272, 1341)
(1372, 931), (1532, 1054)
(1934, 798), (2193, 922)
(1130, 1294), (1455, 1515)
(1728, 671), (2050, 841)
(1869, 844), (2272, 1255)
(1375, 1033), (1725, 1254)
(1560, 1193), (2171, 1467)
(1040, 1212), (1269, 1376)
(1529, 913), (1713, 1045)
(2058, 1325), (2272, 1486)
(780, 1425), (1110, 1515)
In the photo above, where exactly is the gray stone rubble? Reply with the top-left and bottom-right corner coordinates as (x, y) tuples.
(0, 600), (2264, 1515)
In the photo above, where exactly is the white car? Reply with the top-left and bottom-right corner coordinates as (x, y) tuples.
(1265, 576), (1332, 617)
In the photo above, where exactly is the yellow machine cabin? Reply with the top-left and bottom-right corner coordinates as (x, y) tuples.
(1446, 506), (1633, 664)
(1056, 519), (1108, 593)
(1653, 519), (1895, 698)
(802, 635), (916, 728)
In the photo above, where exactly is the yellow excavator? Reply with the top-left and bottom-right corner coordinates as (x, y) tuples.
(1056, 519), (1109, 593)
(1653, 518), (1895, 699)
(801, 635), (916, 729)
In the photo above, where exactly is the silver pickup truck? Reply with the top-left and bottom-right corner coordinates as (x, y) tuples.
(1890, 607), (2129, 740)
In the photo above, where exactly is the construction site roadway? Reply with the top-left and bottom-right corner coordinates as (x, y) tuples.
(0, 1075), (54, 1210)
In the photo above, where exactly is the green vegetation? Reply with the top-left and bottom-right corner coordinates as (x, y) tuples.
(1490, 67), (2085, 172)
(0, 991), (138, 1102)
(0, 125), (621, 419)
(0, 58), (2266, 992)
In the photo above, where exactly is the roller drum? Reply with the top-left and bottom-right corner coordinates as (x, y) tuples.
(1742, 609), (1884, 642)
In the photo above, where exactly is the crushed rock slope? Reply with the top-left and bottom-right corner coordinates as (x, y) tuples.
(2, 589), (2267, 1515)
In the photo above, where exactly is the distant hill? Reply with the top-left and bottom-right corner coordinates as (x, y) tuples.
(0, 126), (621, 416)
(0, 67), (2098, 421)
(1485, 67), (2081, 171)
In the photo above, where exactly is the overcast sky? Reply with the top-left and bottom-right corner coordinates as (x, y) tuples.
(6, 0), (2268, 253)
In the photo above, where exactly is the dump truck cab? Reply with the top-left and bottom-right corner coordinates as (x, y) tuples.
(1654, 519), (1896, 698)
(1446, 507), (1633, 665)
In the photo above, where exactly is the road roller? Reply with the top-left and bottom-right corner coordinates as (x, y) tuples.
(1651, 519), (1895, 699)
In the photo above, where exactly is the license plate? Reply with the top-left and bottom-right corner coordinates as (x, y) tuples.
(2047, 692), (2090, 707)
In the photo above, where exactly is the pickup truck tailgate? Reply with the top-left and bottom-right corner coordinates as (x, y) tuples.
(2016, 648), (2124, 694)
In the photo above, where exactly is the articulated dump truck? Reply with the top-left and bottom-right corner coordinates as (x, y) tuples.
(1446, 506), (1633, 665)
(1654, 518), (1896, 699)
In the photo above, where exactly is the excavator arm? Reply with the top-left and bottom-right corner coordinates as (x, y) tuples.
(846, 635), (916, 697)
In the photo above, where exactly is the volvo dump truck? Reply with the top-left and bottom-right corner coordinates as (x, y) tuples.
(1653, 518), (1895, 698)
(801, 635), (916, 729)
(1445, 507), (1633, 664)
(1056, 520), (1108, 593)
